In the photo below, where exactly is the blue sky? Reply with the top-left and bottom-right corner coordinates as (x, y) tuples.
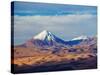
(12, 1), (97, 45)
(12, 1), (97, 16)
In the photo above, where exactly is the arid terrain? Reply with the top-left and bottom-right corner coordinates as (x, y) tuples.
(11, 44), (97, 73)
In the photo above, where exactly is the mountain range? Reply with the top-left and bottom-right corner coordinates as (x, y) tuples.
(17, 30), (96, 49)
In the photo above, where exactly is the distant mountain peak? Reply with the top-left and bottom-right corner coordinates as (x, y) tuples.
(31, 30), (66, 47)
(72, 35), (88, 41)
(34, 30), (50, 40)
(33, 30), (63, 42)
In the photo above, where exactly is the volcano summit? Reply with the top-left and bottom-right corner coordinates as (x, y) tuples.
(21, 30), (66, 48)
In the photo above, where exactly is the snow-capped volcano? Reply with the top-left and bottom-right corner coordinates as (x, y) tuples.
(71, 35), (88, 41)
(25, 30), (66, 47)
(34, 30), (55, 41)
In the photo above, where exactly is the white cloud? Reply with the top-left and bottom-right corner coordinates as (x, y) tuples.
(13, 14), (97, 44)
